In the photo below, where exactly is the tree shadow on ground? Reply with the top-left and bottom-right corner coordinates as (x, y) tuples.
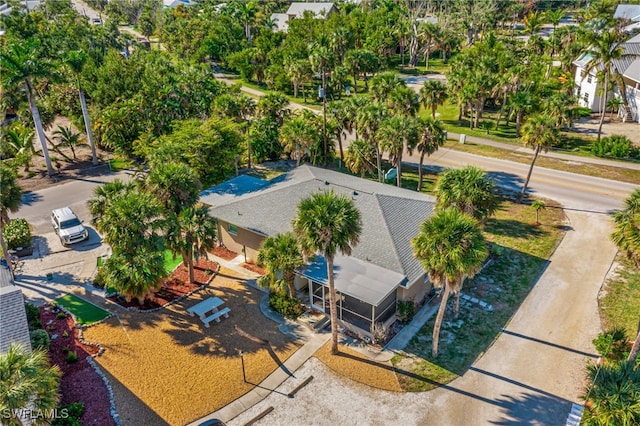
(484, 218), (545, 238)
(489, 392), (573, 425)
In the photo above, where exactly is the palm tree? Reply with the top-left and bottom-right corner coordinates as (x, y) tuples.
(65, 50), (98, 165)
(344, 138), (376, 178)
(388, 86), (419, 117)
(370, 72), (402, 103)
(412, 208), (488, 357)
(280, 115), (317, 166)
(233, 1), (258, 46)
(293, 190), (362, 355)
(0, 167), (22, 279)
(414, 117), (447, 192)
(87, 179), (137, 230)
(531, 200), (546, 225)
(377, 115), (418, 187)
(519, 114), (560, 202)
(103, 247), (167, 304)
(257, 232), (304, 298)
(434, 166), (498, 223)
(0, 343), (61, 426)
(4, 124), (34, 172)
(419, 80), (448, 119)
(523, 11), (544, 36)
(0, 39), (55, 176)
(145, 162), (201, 215)
(581, 360), (640, 426)
(507, 90), (535, 138)
(356, 103), (388, 182)
(52, 126), (81, 161)
(611, 188), (640, 268)
(168, 204), (217, 283)
(582, 28), (630, 139)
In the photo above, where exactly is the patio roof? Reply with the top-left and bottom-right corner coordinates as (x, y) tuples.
(298, 254), (406, 306)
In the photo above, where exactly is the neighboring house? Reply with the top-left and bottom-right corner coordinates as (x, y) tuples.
(0, 263), (32, 354)
(0, 0), (41, 16)
(614, 4), (640, 23)
(573, 33), (640, 122)
(201, 165), (436, 337)
(271, 2), (335, 32)
(163, 0), (191, 8)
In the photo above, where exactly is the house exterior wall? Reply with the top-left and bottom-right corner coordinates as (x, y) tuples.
(623, 79), (640, 123)
(216, 219), (264, 262)
(574, 66), (607, 112)
(397, 273), (431, 305)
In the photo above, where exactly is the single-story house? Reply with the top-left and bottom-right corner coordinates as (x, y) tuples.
(201, 165), (436, 337)
(0, 264), (31, 354)
(0, 0), (41, 16)
(270, 2), (335, 33)
(573, 33), (640, 122)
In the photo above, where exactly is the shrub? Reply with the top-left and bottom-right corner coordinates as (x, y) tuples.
(92, 267), (106, 289)
(269, 292), (304, 319)
(397, 300), (415, 323)
(371, 321), (388, 345)
(29, 329), (50, 350)
(66, 351), (78, 363)
(593, 327), (629, 361)
(62, 346), (69, 354)
(24, 303), (42, 330)
(3, 218), (31, 250)
(51, 402), (84, 426)
(57, 312), (67, 320)
(591, 134), (639, 159)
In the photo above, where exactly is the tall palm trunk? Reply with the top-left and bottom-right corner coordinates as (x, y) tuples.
(494, 93), (508, 130)
(515, 110), (523, 137)
(432, 283), (451, 357)
(26, 79), (53, 176)
(628, 319), (640, 364)
(614, 71), (633, 122)
(336, 132), (344, 162)
(285, 270), (296, 298)
(596, 73), (609, 141)
(520, 145), (540, 202)
(327, 257), (340, 355)
(79, 87), (98, 165)
(395, 149), (403, 187)
(417, 151), (425, 192)
(375, 142), (382, 182)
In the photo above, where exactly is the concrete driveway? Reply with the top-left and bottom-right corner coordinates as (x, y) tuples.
(228, 210), (616, 426)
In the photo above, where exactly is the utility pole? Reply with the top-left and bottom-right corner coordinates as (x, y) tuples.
(322, 66), (328, 166)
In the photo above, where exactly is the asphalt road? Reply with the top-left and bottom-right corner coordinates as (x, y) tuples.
(12, 171), (129, 234)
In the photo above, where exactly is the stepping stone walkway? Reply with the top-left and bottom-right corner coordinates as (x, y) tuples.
(460, 292), (494, 311)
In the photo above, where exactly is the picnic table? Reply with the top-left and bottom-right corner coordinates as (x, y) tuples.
(187, 297), (231, 327)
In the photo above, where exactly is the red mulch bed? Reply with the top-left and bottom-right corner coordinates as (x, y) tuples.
(210, 245), (238, 260)
(107, 259), (219, 310)
(242, 263), (266, 275)
(40, 305), (115, 426)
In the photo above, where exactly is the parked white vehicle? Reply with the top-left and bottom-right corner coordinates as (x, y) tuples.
(51, 207), (88, 246)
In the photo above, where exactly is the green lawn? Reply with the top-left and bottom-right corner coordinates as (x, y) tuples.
(599, 256), (640, 335)
(163, 250), (183, 273)
(108, 157), (135, 171)
(392, 196), (566, 391)
(55, 294), (110, 325)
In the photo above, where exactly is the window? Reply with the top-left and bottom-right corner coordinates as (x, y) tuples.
(580, 70), (584, 78)
(228, 224), (238, 235)
(587, 75), (592, 84)
(584, 92), (589, 104)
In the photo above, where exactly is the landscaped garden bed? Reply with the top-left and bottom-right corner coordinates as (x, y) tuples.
(39, 304), (115, 426)
(107, 258), (219, 310)
(211, 245), (238, 260)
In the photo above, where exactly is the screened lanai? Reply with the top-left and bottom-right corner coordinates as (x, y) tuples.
(298, 254), (406, 334)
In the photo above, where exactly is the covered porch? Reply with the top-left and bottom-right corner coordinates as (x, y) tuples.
(297, 254), (406, 337)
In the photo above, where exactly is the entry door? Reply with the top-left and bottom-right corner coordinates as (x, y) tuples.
(310, 281), (328, 312)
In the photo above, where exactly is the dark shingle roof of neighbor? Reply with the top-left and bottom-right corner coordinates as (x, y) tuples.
(203, 165), (436, 284)
(0, 285), (32, 354)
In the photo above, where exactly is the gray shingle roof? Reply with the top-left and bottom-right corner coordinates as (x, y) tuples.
(615, 5), (640, 21)
(206, 166), (435, 283)
(0, 285), (32, 354)
(574, 43), (640, 80)
(286, 2), (335, 18)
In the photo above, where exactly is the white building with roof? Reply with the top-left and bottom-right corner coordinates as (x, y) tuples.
(573, 33), (640, 122)
(270, 2), (335, 33)
(202, 165), (436, 337)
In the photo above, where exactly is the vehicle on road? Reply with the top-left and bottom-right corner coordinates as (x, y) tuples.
(51, 207), (88, 246)
(89, 17), (102, 25)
